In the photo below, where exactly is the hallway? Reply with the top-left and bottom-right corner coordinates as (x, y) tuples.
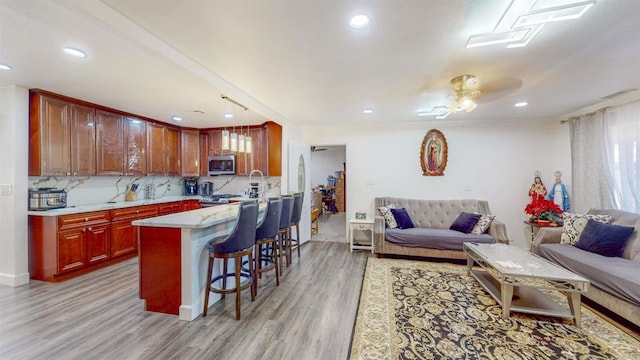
(311, 212), (346, 243)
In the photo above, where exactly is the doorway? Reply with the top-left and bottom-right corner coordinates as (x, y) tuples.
(310, 145), (347, 242)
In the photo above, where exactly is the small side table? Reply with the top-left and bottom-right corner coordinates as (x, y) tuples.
(349, 218), (375, 253)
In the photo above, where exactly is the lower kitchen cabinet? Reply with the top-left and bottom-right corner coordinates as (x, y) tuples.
(28, 201), (194, 282)
(110, 205), (157, 258)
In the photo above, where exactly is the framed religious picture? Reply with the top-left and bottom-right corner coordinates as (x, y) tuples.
(420, 129), (448, 176)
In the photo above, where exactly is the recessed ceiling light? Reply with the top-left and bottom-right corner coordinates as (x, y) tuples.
(172, 116), (182, 121)
(0, 63), (12, 70)
(350, 15), (370, 29)
(224, 112), (233, 118)
(63, 47), (87, 58)
(363, 108), (373, 114)
(514, 101), (528, 107)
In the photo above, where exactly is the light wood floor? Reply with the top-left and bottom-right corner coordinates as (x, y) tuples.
(0, 241), (370, 360)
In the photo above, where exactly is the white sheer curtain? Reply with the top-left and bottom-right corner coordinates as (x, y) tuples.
(569, 111), (613, 212)
(570, 100), (640, 212)
(603, 102), (640, 211)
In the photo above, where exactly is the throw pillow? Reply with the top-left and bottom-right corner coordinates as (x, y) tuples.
(450, 212), (482, 234)
(574, 219), (635, 257)
(560, 212), (612, 244)
(378, 204), (397, 229)
(471, 214), (496, 235)
(390, 208), (415, 229)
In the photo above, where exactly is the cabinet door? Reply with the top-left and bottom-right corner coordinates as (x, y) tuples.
(124, 117), (147, 176)
(199, 131), (209, 176)
(70, 104), (97, 176)
(158, 201), (182, 215)
(58, 229), (86, 274)
(165, 127), (181, 175)
(181, 129), (200, 176)
(248, 127), (265, 174)
(236, 150), (248, 175)
(96, 110), (124, 176)
(111, 221), (136, 258)
(207, 129), (232, 156)
(37, 95), (71, 176)
(264, 122), (282, 176)
(86, 225), (110, 265)
(147, 122), (165, 175)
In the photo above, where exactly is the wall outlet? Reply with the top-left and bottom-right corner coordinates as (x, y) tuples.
(167, 184), (172, 191)
(0, 184), (12, 195)
(267, 182), (272, 189)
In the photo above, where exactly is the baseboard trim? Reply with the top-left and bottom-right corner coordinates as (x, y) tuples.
(0, 272), (30, 287)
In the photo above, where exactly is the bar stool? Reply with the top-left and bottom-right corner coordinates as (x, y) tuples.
(203, 202), (258, 320)
(277, 196), (294, 275)
(253, 198), (282, 295)
(289, 193), (304, 262)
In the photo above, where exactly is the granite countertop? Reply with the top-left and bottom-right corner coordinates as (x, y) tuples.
(132, 202), (267, 229)
(27, 195), (202, 216)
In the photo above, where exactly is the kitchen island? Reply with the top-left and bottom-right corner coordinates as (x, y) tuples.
(132, 202), (266, 321)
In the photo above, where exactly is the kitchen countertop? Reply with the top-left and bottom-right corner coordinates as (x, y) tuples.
(27, 195), (202, 216)
(132, 202), (266, 229)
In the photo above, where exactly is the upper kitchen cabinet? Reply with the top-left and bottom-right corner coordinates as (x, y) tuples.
(124, 117), (147, 176)
(147, 122), (181, 176)
(29, 91), (97, 176)
(29, 92), (71, 176)
(199, 131), (209, 176)
(96, 110), (124, 176)
(263, 121), (282, 176)
(181, 129), (200, 176)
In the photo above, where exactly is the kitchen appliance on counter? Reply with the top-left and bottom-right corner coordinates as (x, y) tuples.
(207, 155), (235, 176)
(199, 193), (242, 207)
(28, 188), (67, 211)
(249, 183), (259, 199)
(200, 181), (214, 196)
(184, 177), (198, 196)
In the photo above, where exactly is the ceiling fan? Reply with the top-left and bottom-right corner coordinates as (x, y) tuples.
(419, 74), (523, 119)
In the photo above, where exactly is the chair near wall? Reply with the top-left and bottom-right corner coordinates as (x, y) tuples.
(277, 196), (295, 275)
(203, 202), (259, 320)
(289, 193), (304, 261)
(253, 198), (282, 295)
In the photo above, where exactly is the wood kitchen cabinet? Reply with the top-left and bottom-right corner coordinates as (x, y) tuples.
(96, 110), (124, 176)
(110, 205), (157, 258)
(158, 201), (182, 215)
(263, 121), (282, 176)
(181, 200), (201, 211)
(147, 123), (181, 176)
(56, 211), (111, 275)
(181, 129), (200, 176)
(124, 117), (147, 175)
(199, 131), (210, 176)
(70, 104), (97, 176)
(29, 93), (71, 176)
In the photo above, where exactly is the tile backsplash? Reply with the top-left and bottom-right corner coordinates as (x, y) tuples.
(28, 175), (282, 207)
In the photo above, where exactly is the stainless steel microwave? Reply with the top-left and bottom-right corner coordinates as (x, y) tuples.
(208, 155), (236, 176)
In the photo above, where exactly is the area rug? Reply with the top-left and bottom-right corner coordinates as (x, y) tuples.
(349, 257), (640, 360)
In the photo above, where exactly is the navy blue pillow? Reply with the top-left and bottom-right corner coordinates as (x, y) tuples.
(450, 212), (482, 234)
(390, 208), (415, 229)
(574, 219), (635, 257)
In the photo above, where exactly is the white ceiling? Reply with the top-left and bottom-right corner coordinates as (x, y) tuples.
(1, 0), (640, 128)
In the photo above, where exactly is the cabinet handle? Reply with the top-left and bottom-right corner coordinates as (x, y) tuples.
(136, 210), (140, 214)
(85, 217), (89, 222)
(82, 228), (86, 232)
(88, 227), (92, 231)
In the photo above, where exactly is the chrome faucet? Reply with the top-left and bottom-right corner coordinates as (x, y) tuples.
(249, 169), (265, 202)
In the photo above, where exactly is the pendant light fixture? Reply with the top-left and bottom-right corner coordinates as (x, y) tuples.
(245, 109), (253, 154)
(221, 94), (249, 153)
(221, 97), (230, 150)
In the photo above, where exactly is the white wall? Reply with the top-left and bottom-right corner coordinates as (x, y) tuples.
(0, 86), (29, 286)
(310, 146), (346, 188)
(299, 119), (571, 248)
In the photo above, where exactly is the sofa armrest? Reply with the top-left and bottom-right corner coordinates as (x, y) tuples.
(374, 215), (386, 253)
(530, 227), (563, 254)
(487, 219), (509, 244)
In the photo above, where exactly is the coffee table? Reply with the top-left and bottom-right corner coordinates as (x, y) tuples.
(464, 242), (590, 327)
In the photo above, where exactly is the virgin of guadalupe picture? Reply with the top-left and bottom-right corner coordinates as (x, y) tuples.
(420, 129), (448, 176)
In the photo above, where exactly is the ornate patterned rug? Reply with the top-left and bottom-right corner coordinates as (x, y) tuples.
(349, 257), (640, 360)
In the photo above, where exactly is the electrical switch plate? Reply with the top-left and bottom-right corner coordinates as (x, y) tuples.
(0, 184), (12, 195)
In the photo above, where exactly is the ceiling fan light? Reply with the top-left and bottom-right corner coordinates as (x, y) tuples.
(513, 1), (595, 28)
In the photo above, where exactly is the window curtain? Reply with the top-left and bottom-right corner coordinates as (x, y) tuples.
(570, 100), (640, 213)
(603, 102), (640, 211)
(569, 110), (613, 212)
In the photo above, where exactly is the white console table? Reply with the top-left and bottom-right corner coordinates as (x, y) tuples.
(349, 217), (375, 253)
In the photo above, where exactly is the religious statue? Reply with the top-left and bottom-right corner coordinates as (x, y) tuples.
(547, 170), (570, 211)
(528, 174), (547, 205)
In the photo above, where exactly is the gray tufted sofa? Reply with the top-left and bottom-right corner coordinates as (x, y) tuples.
(532, 208), (640, 327)
(374, 197), (509, 260)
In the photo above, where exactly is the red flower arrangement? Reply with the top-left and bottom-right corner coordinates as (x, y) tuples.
(525, 199), (563, 221)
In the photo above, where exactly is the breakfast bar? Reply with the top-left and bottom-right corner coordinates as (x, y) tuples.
(133, 202), (266, 321)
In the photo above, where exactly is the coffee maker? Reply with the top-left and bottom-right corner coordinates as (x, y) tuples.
(183, 177), (198, 196)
